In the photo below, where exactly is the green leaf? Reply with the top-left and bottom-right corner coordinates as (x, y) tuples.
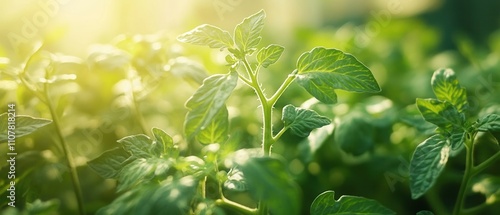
(475, 114), (500, 132)
(97, 176), (197, 215)
(416, 98), (464, 130)
(282, 104), (331, 137)
(88, 147), (131, 179)
(197, 106), (229, 144)
(118, 134), (154, 158)
(431, 68), (468, 113)
(151, 127), (174, 157)
(296, 47), (380, 104)
(234, 10), (266, 53)
(334, 111), (374, 156)
(177, 24), (233, 49)
(449, 130), (465, 156)
(168, 57), (208, 85)
(237, 157), (301, 215)
(410, 134), (450, 199)
(117, 157), (172, 191)
(0, 113), (52, 143)
(26, 199), (60, 214)
(224, 167), (248, 192)
(257, 44), (284, 68)
(471, 175), (500, 204)
(185, 71), (238, 141)
(310, 190), (395, 215)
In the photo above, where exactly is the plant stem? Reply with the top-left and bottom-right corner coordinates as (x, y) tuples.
(453, 133), (475, 215)
(472, 150), (500, 176)
(268, 70), (297, 106)
(215, 197), (258, 215)
(44, 81), (85, 215)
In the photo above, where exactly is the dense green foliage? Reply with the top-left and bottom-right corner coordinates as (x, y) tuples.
(1, 7), (500, 215)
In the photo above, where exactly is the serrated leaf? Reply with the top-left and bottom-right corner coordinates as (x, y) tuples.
(416, 98), (464, 130)
(177, 24), (233, 49)
(197, 106), (229, 144)
(431, 68), (468, 113)
(236, 157), (300, 215)
(471, 175), (500, 204)
(185, 71), (238, 141)
(310, 190), (395, 215)
(97, 176), (197, 215)
(296, 47), (380, 104)
(118, 134), (155, 158)
(0, 113), (52, 143)
(334, 111), (374, 156)
(449, 131), (465, 156)
(476, 114), (500, 132)
(282, 104), (331, 137)
(117, 158), (171, 191)
(257, 44), (284, 68)
(410, 134), (450, 199)
(151, 127), (174, 156)
(234, 10), (266, 53)
(88, 147), (131, 179)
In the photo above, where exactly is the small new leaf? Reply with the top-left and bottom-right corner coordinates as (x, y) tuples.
(177, 24), (233, 49)
(296, 48), (380, 104)
(234, 10), (266, 54)
(282, 105), (331, 137)
(0, 114), (52, 143)
(475, 114), (500, 132)
(257, 44), (284, 68)
(431, 68), (468, 113)
(410, 134), (450, 199)
(310, 190), (395, 215)
(88, 147), (130, 179)
(185, 71), (238, 141)
(151, 127), (174, 156)
(416, 98), (464, 131)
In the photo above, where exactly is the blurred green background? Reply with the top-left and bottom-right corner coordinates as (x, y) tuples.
(1, 0), (500, 214)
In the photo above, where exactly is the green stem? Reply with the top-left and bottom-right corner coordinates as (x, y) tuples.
(472, 150), (500, 176)
(268, 70), (297, 106)
(453, 133), (475, 215)
(215, 197), (258, 215)
(273, 126), (289, 141)
(44, 81), (85, 215)
(462, 202), (490, 214)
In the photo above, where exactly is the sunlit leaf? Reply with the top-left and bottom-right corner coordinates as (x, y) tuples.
(416, 98), (464, 130)
(0, 113), (52, 143)
(296, 47), (380, 104)
(237, 157), (300, 215)
(118, 134), (154, 158)
(97, 176), (197, 215)
(224, 167), (247, 192)
(410, 134), (450, 199)
(88, 147), (131, 179)
(234, 10), (266, 54)
(282, 104), (331, 137)
(151, 127), (174, 156)
(431, 68), (468, 113)
(184, 71), (238, 141)
(310, 190), (395, 215)
(167, 57), (208, 85)
(257, 44), (284, 68)
(197, 106), (229, 144)
(177, 24), (233, 49)
(117, 158), (171, 192)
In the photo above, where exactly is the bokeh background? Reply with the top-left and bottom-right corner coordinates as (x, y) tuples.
(1, 0), (500, 214)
